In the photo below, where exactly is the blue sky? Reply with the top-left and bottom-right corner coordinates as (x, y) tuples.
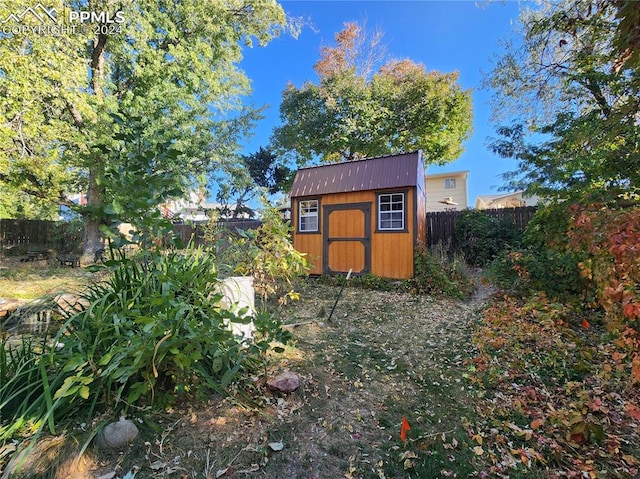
(238, 0), (525, 207)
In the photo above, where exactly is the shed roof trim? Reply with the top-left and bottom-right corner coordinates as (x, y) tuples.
(290, 151), (423, 198)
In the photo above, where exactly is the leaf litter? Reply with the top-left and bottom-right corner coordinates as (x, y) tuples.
(81, 280), (487, 479)
(29, 276), (638, 478)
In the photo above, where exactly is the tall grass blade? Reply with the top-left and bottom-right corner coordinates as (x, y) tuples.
(39, 359), (55, 434)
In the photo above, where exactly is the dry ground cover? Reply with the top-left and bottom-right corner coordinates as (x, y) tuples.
(84, 282), (486, 479)
(4, 267), (640, 479)
(0, 260), (94, 300)
(1, 276), (489, 479)
(468, 293), (640, 479)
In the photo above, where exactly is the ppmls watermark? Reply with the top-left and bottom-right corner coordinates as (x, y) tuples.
(1, 3), (125, 37)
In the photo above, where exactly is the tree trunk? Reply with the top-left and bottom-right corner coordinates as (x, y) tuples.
(81, 216), (104, 265)
(80, 32), (109, 266)
(81, 167), (105, 265)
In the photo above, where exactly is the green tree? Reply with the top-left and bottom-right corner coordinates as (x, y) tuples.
(487, 0), (640, 204)
(214, 147), (292, 218)
(0, 0), (290, 262)
(214, 159), (257, 219)
(0, 187), (59, 220)
(273, 21), (472, 165)
(244, 147), (292, 194)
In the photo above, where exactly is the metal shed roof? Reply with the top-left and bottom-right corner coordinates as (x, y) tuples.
(290, 151), (423, 198)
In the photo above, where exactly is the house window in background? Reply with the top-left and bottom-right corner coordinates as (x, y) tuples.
(299, 199), (319, 232)
(445, 178), (456, 189)
(378, 193), (405, 230)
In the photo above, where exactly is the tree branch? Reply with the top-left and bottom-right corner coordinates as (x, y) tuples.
(577, 76), (613, 117)
(66, 101), (84, 128)
(91, 33), (108, 96)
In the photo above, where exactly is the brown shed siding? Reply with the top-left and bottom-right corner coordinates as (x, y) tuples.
(295, 231), (323, 274)
(370, 188), (415, 279)
(293, 189), (415, 279)
(415, 157), (427, 245)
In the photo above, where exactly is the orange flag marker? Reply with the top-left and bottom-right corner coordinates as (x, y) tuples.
(400, 416), (411, 442)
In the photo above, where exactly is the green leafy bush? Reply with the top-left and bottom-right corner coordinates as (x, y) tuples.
(0, 246), (290, 442)
(61, 247), (290, 404)
(487, 248), (587, 300)
(454, 210), (522, 267)
(487, 204), (589, 300)
(204, 203), (308, 306)
(408, 243), (475, 298)
(0, 333), (69, 441)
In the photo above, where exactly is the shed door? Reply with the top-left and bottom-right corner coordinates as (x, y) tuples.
(323, 203), (371, 275)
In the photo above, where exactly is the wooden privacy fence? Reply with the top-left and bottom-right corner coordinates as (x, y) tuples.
(172, 219), (263, 247)
(426, 206), (538, 248)
(0, 219), (82, 255)
(0, 219), (264, 257)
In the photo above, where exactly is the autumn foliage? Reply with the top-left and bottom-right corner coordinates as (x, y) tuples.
(275, 20), (472, 165)
(569, 207), (640, 322)
(568, 206), (640, 383)
(470, 205), (640, 476)
(314, 22), (385, 79)
(471, 293), (640, 477)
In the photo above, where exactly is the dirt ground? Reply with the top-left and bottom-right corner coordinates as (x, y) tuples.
(2, 277), (493, 479)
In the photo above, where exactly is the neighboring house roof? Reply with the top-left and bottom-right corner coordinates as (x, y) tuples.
(475, 191), (540, 209)
(290, 151), (423, 197)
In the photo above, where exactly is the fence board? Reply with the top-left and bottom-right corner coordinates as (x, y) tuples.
(1, 219), (264, 258)
(4, 209), (533, 256)
(426, 206), (537, 248)
(0, 219), (60, 254)
(173, 219), (262, 248)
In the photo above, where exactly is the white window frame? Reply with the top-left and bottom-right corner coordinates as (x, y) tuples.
(445, 178), (456, 189)
(378, 192), (405, 231)
(298, 199), (319, 232)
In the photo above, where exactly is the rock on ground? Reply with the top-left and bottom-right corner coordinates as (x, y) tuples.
(267, 371), (300, 393)
(94, 418), (139, 450)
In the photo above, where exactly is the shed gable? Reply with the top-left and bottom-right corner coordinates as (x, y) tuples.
(290, 151), (423, 198)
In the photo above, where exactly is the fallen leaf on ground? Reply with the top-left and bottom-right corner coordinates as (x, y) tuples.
(268, 441), (284, 451)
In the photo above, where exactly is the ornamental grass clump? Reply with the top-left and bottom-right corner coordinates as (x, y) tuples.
(0, 333), (68, 441)
(0, 245), (290, 443)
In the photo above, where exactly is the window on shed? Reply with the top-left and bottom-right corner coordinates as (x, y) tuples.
(299, 199), (319, 232)
(445, 178), (456, 189)
(378, 193), (405, 230)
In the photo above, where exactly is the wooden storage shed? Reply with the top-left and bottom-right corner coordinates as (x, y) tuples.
(290, 151), (426, 279)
